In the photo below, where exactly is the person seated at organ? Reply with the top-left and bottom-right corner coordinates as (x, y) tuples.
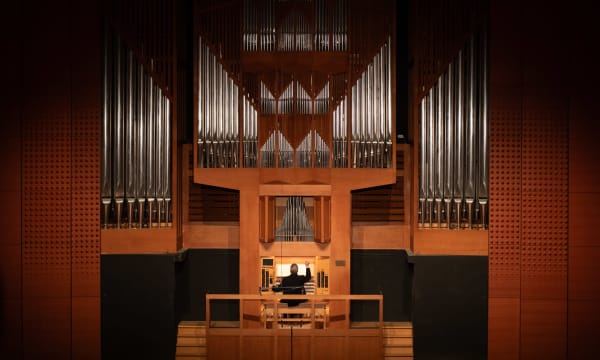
(273, 261), (311, 307)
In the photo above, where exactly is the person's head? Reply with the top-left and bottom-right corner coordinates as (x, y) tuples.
(290, 263), (298, 275)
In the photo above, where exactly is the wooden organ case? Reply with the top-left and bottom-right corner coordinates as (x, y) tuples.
(193, 0), (396, 327)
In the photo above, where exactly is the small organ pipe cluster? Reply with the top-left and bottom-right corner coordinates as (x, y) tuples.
(418, 30), (489, 230)
(101, 29), (172, 229)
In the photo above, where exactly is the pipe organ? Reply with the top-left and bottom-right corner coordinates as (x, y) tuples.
(101, 30), (172, 229)
(418, 30), (488, 230)
(193, 0), (396, 309)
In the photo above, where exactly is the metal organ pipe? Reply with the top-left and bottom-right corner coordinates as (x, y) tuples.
(350, 39), (392, 168)
(114, 36), (124, 228)
(418, 31), (488, 230)
(332, 96), (347, 168)
(197, 36), (240, 168)
(444, 66), (454, 229)
(101, 31), (172, 229)
(126, 51), (136, 228)
(478, 30), (489, 229)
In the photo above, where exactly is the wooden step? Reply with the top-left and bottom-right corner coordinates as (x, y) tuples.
(384, 357), (413, 360)
(175, 356), (207, 360)
(383, 336), (413, 347)
(177, 337), (207, 346)
(176, 346), (207, 356)
(384, 346), (413, 357)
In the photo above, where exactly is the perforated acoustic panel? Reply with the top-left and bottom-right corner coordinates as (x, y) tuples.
(71, 109), (101, 297)
(22, 112), (73, 299)
(489, 107), (521, 299)
(521, 104), (568, 299)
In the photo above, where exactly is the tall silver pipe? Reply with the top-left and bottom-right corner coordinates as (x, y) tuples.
(198, 37), (204, 167)
(444, 65), (454, 228)
(478, 31), (489, 229)
(137, 64), (146, 228)
(161, 96), (171, 226)
(146, 78), (156, 227)
(351, 85), (357, 167)
(419, 97), (427, 227)
(465, 36), (477, 229)
(427, 86), (435, 228)
(157, 88), (165, 227)
(101, 29), (112, 228)
(455, 49), (464, 228)
(114, 38), (124, 228)
(125, 51), (136, 228)
(386, 37), (392, 168)
(435, 73), (444, 227)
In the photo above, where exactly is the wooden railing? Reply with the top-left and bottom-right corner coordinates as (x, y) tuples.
(205, 294), (384, 330)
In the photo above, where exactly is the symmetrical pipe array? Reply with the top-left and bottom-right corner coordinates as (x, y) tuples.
(275, 197), (314, 242)
(243, 96), (258, 167)
(242, 0), (347, 52)
(314, 0), (329, 51)
(280, 82), (294, 114)
(260, 130), (293, 168)
(261, 81), (276, 114)
(350, 37), (392, 168)
(315, 82), (329, 114)
(295, 131), (331, 168)
(197, 36), (240, 168)
(102, 32), (171, 229)
(331, 0), (347, 51)
(296, 133), (313, 168)
(332, 96), (348, 168)
(418, 31), (488, 230)
(314, 131), (330, 168)
(296, 82), (311, 114)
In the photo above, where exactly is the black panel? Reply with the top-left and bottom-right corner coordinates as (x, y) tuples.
(101, 254), (177, 360)
(177, 249), (239, 321)
(411, 255), (488, 360)
(350, 250), (412, 322)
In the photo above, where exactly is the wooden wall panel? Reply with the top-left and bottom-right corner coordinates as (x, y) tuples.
(488, 298), (520, 360)
(22, 298), (72, 360)
(520, 300), (567, 360)
(0, 0), (102, 358)
(71, 297), (101, 360)
(488, 1), (570, 359)
(568, 27), (600, 358)
(208, 335), (240, 360)
(520, 92), (568, 301)
(567, 300), (600, 360)
(241, 336), (273, 360)
(0, 0), (22, 357)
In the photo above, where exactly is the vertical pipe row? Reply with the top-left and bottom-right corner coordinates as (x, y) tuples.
(280, 82), (294, 114)
(418, 31), (488, 229)
(242, 96), (258, 167)
(276, 197), (314, 242)
(332, 96), (347, 168)
(296, 133), (312, 168)
(261, 81), (275, 114)
(197, 36), (240, 168)
(101, 31), (172, 229)
(315, 82), (329, 114)
(350, 39), (391, 168)
(260, 131), (276, 168)
(314, 131), (330, 168)
(296, 82), (311, 114)
(278, 131), (293, 168)
(314, 0), (329, 51)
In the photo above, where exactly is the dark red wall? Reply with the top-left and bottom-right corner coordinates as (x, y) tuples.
(0, 1), (101, 359)
(488, 1), (600, 359)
